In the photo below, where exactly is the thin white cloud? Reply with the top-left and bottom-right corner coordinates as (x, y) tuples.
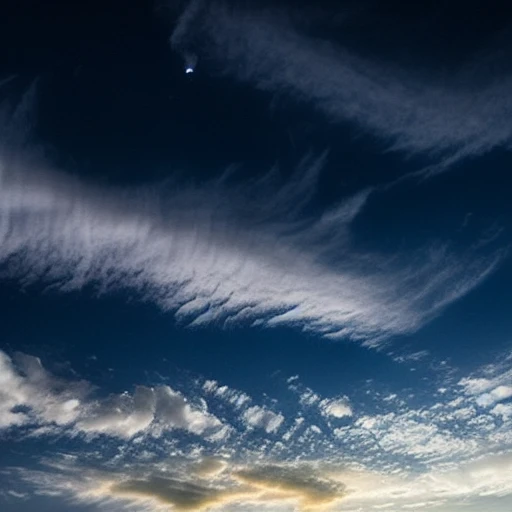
(171, 2), (512, 170)
(0, 141), (501, 346)
(202, 379), (251, 409)
(287, 376), (352, 419)
(241, 405), (284, 434)
(9, 447), (512, 512)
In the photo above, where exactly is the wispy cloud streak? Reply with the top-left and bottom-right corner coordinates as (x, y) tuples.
(3, 349), (512, 512)
(171, 2), (512, 169)
(0, 142), (503, 343)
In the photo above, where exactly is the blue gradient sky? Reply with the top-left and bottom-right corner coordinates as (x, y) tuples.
(1, 1), (512, 511)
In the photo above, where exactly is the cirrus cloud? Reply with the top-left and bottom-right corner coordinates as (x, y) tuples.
(171, 1), (512, 171)
(0, 141), (503, 346)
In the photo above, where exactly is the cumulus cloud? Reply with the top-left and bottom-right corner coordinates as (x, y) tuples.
(0, 351), (88, 429)
(241, 405), (284, 434)
(491, 403), (512, 420)
(111, 475), (238, 511)
(171, 2), (512, 170)
(0, 350), (225, 441)
(76, 384), (224, 440)
(11, 450), (512, 512)
(319, 397), (352, 419)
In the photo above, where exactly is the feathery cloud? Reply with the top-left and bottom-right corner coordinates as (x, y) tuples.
(171, 1), (512, 170)
(0, 144), (503, 345)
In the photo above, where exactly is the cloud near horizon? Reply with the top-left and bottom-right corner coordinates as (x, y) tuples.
(10, 440), (512, 512)
(171, 1), (512, 171)
(2, 348), (512, 511)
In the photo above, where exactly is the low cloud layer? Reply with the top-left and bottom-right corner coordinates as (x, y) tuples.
(2, 349), (512, 511)
(10, 450), (512, 512)
(171, 1), (512, 170)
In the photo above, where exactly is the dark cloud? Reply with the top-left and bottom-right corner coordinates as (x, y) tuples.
(112, 476), (233, 511)
(235, 463), (346, 506)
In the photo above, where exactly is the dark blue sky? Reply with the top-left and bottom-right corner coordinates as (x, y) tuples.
(1, 1), (512, 511)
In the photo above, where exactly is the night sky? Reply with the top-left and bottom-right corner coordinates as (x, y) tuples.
(1, 1), (512, 511)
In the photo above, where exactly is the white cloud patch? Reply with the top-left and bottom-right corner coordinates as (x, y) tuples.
(459, 367), (512, 409)
(77, 385), (224, 440)
(319, 397), (353, 419)
(171, 2), (512, 171)
(288, 376), (352, 420)
(0, 350), (225, 441)
(0, 351), (88, 429)
(288, 378), (320, 406)
(242, 405), (284, 434)
(2, 351), (512, 512)
(491, 403), (512, 420)
(202, 380), (251, 409)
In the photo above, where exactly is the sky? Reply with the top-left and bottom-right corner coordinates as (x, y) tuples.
(1, 0), (512, 511)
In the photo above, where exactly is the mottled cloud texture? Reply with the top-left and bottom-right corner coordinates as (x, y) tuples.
(2, 348), (512, 511)
(171, 1), (512, 170)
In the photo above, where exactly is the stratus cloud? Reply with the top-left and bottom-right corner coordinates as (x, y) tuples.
(0, 350), (225, 441)
(111, 475), (242, 511)
(0, 144), (504, 345)
(13, 459), (348, 512)
(202, 380), (251, 409)
(171, 2), (512, 169)
(12, 450), (512, 512)
(234, 464), (346, 507)
(338, 451), (512, 512)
